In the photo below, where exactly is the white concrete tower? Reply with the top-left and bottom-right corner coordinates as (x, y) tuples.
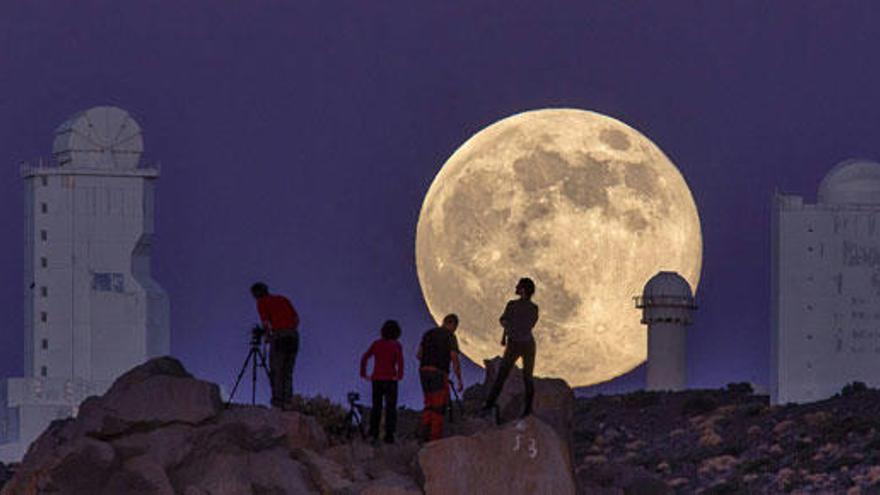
(0, 106), (169, 462)
(772, 159), (880, 405)
(635, 271), (697, 391)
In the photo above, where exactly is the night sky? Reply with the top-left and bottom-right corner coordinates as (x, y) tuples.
(3, 2), (880, 406)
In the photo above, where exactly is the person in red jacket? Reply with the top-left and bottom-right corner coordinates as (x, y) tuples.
(251, 282), (300, 410)
(360, 320), (404, 444)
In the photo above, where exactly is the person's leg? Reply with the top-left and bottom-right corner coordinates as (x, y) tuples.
(385, 381), (398, 443)
(484, 345), (518, 409)
(428, 377), (449, 441)
(419, 370), (434, 441)
(276, 333), (296, 408)
(521, 340), (536, 416)
(284, 331), (300, 405)
(420, 370), (446, 441)
(369, 380), (383, 440)
(269, 341), (283, 407)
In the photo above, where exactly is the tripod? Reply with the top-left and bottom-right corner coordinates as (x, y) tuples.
(446, 377), (465, 423)
(345, 392), (367, 440)
(226, 330), (271, 407)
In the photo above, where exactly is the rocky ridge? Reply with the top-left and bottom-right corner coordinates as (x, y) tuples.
(573, 382), (880, 494)
(6, 356), (880, 494)
(0, 357), (575, 495)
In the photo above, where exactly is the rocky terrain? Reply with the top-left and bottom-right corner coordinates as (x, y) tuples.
(5, 358), (880, 494)
(0, 357), (574, 495)
(573, 382), (880, 494)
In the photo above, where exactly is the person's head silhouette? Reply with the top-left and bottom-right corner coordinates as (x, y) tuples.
(515, 277), (535, 299)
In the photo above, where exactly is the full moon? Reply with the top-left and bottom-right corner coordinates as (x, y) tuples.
(415, 109), (702, 387)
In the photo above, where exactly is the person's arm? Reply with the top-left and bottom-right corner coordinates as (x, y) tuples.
(499, 302), (511, 345)
(360, 343), (374, 379)
(396, 343), (404, 381)
(450, 334), (463, 392)
(257, 300), (273, 333)
(499, 302), (511, 326)
(283, 296), (300, 330)
(451, 351), (463, 392)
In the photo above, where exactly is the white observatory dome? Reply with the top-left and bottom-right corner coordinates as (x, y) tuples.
(818, 159), (880, 205)
(638, 271), (696, 325)
(52, 106), (143, 170)
(642, 271), (694, 300)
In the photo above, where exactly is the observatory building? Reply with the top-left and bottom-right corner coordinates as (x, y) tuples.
(635, 271), (697, 391)
(0, 107), (169, 462)
(772, 159), (880, 404)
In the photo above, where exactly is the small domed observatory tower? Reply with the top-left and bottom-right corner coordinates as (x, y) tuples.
(635, 271), (697, 391)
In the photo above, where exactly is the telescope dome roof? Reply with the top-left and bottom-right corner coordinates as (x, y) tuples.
(818, 159), (880, 205)
(642, 271), (693, 299)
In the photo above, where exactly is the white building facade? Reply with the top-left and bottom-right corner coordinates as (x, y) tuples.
(0, 107), (169, 462)
(772, 159), (880, 405)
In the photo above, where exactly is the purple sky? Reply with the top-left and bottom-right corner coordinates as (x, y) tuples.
(3, 2), (880, 405)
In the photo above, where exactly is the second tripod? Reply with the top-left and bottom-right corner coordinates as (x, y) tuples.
(226, 326), (271, 407)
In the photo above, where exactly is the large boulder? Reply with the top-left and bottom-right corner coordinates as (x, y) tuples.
(83, 357), (222, 437)
(418, 415), (575, 495)
(1, 437), (117, 495)
(214, 406), (327, 452)
(479, 356), (574, 444)
(1, 357), (330, 495)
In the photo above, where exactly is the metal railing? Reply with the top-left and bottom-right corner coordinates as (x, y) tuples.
(633, 295), (697, 310)
(18, 156), (161, 176)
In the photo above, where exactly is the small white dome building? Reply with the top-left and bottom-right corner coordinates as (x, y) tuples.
(635, 271), (697, 391)
(818, 159), (880, 205)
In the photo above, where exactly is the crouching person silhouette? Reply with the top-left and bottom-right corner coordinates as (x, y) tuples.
(417, 314), (463, 442)
(360, 320), (404, 444)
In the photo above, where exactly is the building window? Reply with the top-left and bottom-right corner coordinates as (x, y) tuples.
(41, 257), (47, 268)
(40, 202), (47, 214)
(40, 366), (47, 377)
(40, 230), (47, 242)
(41, 339), (48, 350)
(41, 176), (48, 187)
(92, 273), (125, 293)
(40, 311), (47, 322)
(40, 286), (47, 297)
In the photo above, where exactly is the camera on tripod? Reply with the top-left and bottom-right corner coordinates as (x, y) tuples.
(226, 325), (271, 408)
(345, 391), (366, 439)
(250, 325), (266, 345)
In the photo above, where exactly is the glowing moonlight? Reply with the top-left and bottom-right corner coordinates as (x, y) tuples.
(415, 109), (702, 387)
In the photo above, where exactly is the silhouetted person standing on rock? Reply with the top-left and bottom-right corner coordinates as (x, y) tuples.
(417, 314), (464, 442)
(482, 277), (539, 418)
(360, 320), (404, 444)
(251, 282), (300, 410)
